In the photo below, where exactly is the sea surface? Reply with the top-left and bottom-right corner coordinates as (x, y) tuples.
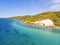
(0, 18), (60, 45)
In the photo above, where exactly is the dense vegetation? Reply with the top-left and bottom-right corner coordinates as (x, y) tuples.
(11, 11), (60, 26)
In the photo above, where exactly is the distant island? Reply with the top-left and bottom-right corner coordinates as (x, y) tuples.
(10, 11), (60, 28)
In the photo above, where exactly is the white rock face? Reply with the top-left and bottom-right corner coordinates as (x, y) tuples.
(33, 19), (55, 27)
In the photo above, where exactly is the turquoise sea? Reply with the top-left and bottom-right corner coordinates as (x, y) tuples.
(0, 18), (60, 45)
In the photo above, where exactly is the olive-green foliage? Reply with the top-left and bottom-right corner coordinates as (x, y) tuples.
(10, 11), (60, 26)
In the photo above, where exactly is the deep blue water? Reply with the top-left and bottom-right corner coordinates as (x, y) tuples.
(0, 18), (60, 45)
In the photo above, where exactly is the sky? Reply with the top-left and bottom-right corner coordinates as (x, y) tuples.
(0, 0), (60, 18)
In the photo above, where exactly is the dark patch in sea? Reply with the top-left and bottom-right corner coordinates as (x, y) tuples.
(14, 29), (23, 37)
(51, 28), (60, 33)
(14, 29), (19, 34)
(23, 34), (31, 38)
(0, 37), (3, 41)
(31, 42), (36, 45)
(5, 30), (10, 34)
(24, 38), (30, 43)
(0, 30), (2, 32)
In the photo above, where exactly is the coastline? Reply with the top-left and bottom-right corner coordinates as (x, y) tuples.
(22, 21), (60, 29)
(55, 26), (60, 28)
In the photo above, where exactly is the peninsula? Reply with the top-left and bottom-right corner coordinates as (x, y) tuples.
(10, 11), (60, 28)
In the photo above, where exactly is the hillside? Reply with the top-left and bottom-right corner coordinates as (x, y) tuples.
(11, 11), (60, 26)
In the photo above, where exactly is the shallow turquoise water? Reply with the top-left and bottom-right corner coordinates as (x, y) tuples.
(0, 18), (60, 45)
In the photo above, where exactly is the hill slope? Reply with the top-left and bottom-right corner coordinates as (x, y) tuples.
(11, 11), (60, 26)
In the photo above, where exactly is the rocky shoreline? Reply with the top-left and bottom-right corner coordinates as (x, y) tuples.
(22, 19), (60, 29)
(55, 26), (60, 28)
(23, 22), (60, 29)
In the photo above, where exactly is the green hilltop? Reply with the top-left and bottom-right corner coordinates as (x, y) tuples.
(11, 11), (60, 26)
